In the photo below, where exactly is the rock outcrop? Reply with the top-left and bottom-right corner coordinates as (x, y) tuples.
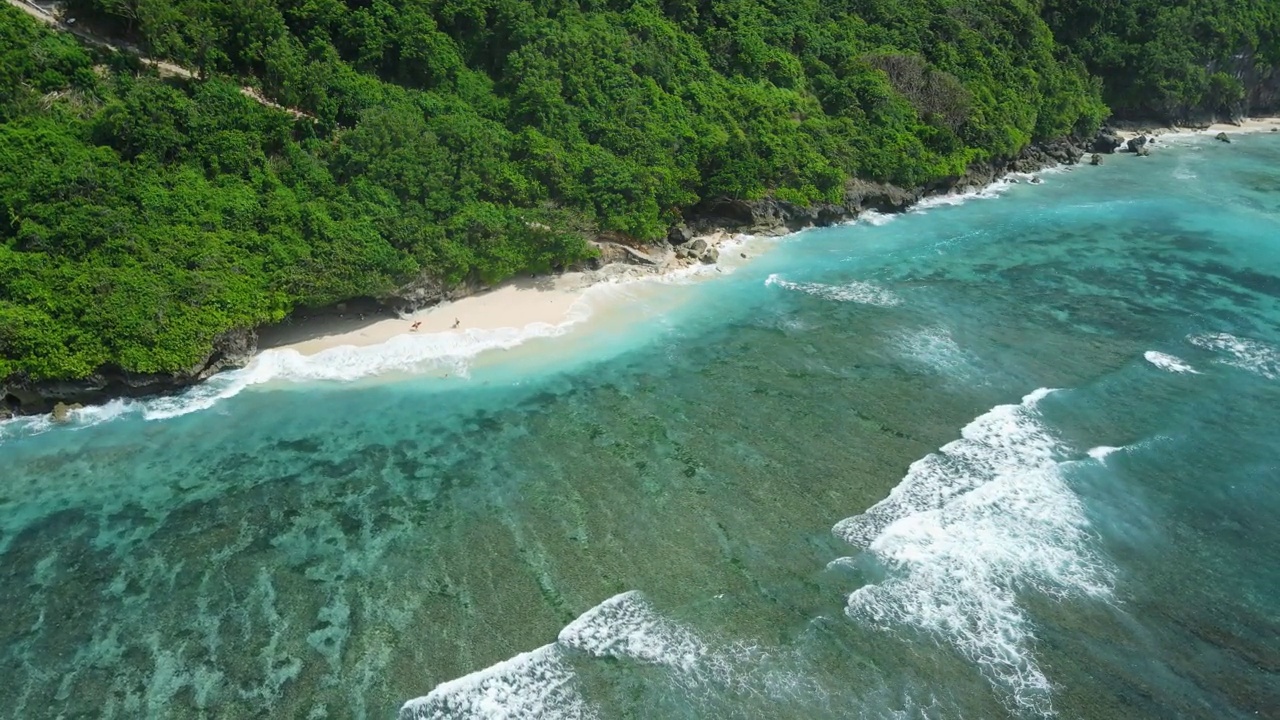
(685, 137), (1085, 236)
(1215, 131), (1231, 143)
(667, 224), (695, 245)
(1091, 127), (1125, 153)
(1, 327), (257, 417)
(51, 402), (82, 423)
(1125, 135), (1149, 153)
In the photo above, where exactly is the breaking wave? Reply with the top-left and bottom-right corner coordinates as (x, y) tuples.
(832, 388), (1113, 715)
(1188, 332), (1279, 380)
(765, 274), (902, 307)
(0, 314), (591, 441)
(399, 591), (815, 719)
(1143, 351), (1200, 374)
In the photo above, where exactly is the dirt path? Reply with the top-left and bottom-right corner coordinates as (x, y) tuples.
(6, 0), (309, 118)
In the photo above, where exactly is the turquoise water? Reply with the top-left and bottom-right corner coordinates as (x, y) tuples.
(4, 135), (1280, 719)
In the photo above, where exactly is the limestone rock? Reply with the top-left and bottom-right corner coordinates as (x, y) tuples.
(700, 247), (719, 264)
(51, 402), (82, 423)
(1125, 135), (1149, 153)
(688, 238), (709, 255)
(1091, 153), (1103, 166)
(1135, 145), (1151, 157)
(1215, 132), (1231, 143)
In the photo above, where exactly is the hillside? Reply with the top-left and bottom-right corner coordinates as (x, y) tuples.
(1041, 0), (1280, 120)
(2, 0), (1270, 407)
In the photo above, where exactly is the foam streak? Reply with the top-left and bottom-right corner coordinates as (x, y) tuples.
(765, 274), (902, 307)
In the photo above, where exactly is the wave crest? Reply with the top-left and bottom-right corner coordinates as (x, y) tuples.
(1143, 351), (1200, 374)
(1188, 332), (1279, 380)
(833, 388), (1112, 715)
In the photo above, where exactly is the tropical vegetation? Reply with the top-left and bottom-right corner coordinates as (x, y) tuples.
(0, 0), (1272, 383)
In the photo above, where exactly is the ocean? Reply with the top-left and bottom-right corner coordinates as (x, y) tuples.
(3, 134), (1279, 719)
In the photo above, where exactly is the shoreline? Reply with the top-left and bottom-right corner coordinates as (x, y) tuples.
(5, 126), (1273, 421)
(1111, 116), (1280, 142)
(261, 232), (739, 357)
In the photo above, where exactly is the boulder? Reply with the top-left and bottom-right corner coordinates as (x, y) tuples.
(700, 247), (720, 264)
(1125, 135), (1149, 153)
(688, 238), (709, 255)
(1215, 132), (1231, 143)
(1136, 145), (1150, 157)
(51, 402), (82, 423)
(1091, 153), (1103, 166)
(1091, 129), (1125, 154)
(666, 224), (695, 245)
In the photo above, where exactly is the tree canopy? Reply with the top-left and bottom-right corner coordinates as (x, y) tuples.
(1041, 0), (1280, 119)
(6, 0), (1256, 383)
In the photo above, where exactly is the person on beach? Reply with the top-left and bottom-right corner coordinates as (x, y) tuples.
(453, 318), (461, 329)
(411, 321), (422, 331)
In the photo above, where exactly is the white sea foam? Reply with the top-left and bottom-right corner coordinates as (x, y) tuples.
(0, 398), (136, 442)
(400, 592), (720, 720)
(1087, 446), (1123, 461)
(894, 326), (976, 378)
(911, 178), (1016, 213)
(558, 591), (709, 674)
(834, 388), (1112, 715)
(765, 274), (902, 307)
(399, 645), (586, 720)
(1143, 351), (1200, 374)
(857, 210), (897, 226)
(0, 314), (595, 437)
(1188, 332), (1280, 379)
(145, 323), (582, 420)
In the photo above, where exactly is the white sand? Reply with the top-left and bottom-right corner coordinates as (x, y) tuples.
(274, 232), (744, 356)
(1115, 116), (1280, 141)
(277, 273), (596, 355)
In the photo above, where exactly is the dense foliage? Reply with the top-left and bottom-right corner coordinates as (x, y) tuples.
(1042, 0), (1280, 119)
(2, 0), (1114, 382)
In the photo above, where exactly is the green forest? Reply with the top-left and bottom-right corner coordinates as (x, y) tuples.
(1, 0), (1276, 385)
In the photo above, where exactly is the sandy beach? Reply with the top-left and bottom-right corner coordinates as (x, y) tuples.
(267, 231), (741, 356)
(1114, 116), (1280, 141)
